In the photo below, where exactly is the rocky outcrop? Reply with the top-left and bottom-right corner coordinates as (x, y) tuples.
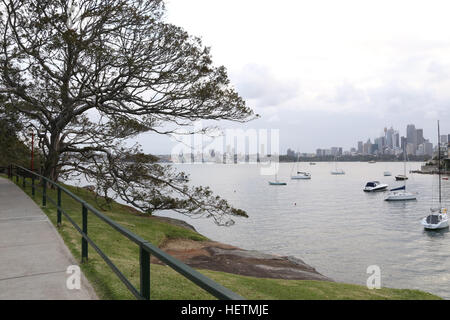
(152, 239), (332, 282)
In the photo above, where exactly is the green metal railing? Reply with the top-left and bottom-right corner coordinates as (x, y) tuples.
(8, 164), (244, 300)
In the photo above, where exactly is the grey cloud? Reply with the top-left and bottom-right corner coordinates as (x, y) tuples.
(231, 64), (300, 108)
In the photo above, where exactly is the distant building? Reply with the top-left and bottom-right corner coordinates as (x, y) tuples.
(386, 127), (394, 149)
(287, 148), (296, 158)
(393, 131), (400, 149)
(357, 141), (363, 154)
(370, 143), (378, 154)
(406, 143), (416, 155)
(407, 124), (417, 154)
(424, 141), (433, 156)
(316, 149), (323, 157)
(331, 147), (338, 156)
(416, 128), (424, 145)
(363, 139), (371, 155)
(401, 136), (407, 151)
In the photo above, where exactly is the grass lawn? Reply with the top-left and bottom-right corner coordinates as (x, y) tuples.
(4, 175), (442, 300)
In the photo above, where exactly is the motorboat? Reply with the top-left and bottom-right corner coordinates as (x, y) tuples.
(291, 171), (311, 180)
(309, 162), (316, 165)
(383, 171), (392, 176)
(422, 208), (449, 230)
(395, 174), (408, 181)
(363, 181), (388, 192)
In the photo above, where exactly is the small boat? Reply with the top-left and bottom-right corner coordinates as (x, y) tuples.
(368, 160), (376, 163)
(291, 171), (311, 180)
(443, 177), (449, 181)
(383, 171), (392, 176)
(395, 175), (408, 181)
(363, 181), (388, 192)
(309, 162), (316, 165)
(422, 120), (448, 230)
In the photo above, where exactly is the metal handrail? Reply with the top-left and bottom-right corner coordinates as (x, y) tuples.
(9, 164), (244, 300)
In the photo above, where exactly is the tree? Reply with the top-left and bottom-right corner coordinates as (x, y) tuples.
(0, 0), (255, 225)
(0, 96), (33, 168)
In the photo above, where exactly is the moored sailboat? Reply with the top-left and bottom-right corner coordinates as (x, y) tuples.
(385, 145), (416, 201)
(422, 120), (448, 230)
(291, 152), (311, 180)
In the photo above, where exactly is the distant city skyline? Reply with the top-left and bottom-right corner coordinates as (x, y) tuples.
(308, 123), (444, 158)
(135, 1), (450, 156)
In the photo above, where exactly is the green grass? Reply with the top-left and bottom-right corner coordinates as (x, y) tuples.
(4, 175), (442, 300)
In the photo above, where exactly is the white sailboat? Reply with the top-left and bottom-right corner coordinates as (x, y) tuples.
(385, 145), (416, 201)
(331, 156), (345, 175)
(268, 160), (287, 185)
(291, 152), (311, 180)
(422, 120), (448, 230)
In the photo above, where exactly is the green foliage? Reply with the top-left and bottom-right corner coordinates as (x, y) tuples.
(0, 101), (33, 168)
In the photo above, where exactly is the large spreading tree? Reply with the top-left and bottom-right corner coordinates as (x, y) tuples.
(0, 0), (255, 225)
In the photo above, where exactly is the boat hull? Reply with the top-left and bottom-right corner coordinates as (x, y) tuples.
(291, 175), (311, 180)
(268, 182), (287, 185)
(422, 217), (449, 230)
(364, 185), (388, 192)
(385, 192), (417, 201)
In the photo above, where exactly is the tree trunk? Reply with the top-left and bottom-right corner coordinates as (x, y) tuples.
(43, 131), (61, 182)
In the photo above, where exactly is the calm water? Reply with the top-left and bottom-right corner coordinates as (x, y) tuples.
(154, 162), (450, 299)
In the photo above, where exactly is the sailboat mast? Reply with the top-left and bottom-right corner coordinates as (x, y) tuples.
(403, 143), (407, 188)
(438, 120), (442, 205)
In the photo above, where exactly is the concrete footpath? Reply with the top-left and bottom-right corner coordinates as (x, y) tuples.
(0, 177), (97, 300)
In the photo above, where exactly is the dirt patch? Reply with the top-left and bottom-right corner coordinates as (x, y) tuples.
(151, 239), (332, 282)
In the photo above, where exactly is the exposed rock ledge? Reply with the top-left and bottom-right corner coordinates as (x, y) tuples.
(152, 238), (332, 282)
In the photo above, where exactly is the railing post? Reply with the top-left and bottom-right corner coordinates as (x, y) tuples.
(7, 165), (11, 179)
(139, 246), (150, 300)
(22, 174), (26, 188)
(31, 177), (35, 197)
(81, 204), (88, 262)
(57, 187), (62, 227)
(42, 179), (47, 206)
(16, 167), (19, 183)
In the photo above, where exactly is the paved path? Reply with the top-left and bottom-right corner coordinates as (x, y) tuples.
(0, 177), (97, 300)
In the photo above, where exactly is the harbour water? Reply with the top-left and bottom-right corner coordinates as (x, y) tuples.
(155, 162), (450, 299)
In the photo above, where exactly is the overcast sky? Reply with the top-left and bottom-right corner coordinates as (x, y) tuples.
(138, 0), (450, 154)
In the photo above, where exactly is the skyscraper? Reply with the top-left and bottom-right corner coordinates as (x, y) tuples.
(416, 128), (424, 145)
(393, 131), (400, 149)
(357, 141), (363, 154)
(386, 127), (394, 149)
(406, 124), (417, 155)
